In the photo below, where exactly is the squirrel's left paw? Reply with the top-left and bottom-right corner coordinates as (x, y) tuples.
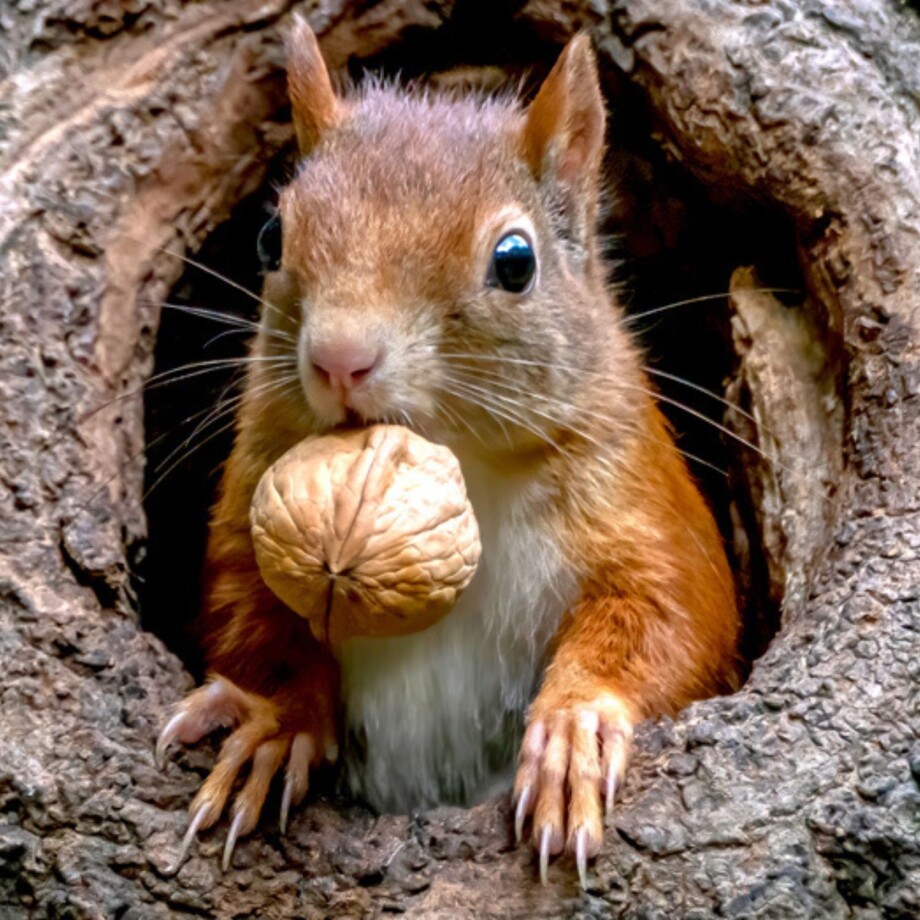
(513, 692), (633, 887)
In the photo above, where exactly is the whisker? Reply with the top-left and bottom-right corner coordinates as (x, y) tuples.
(144, 376), (303, 499)
(441, 353), (787, 478)
(144, 417), (243, 501)
(435, 393), (489, 450)
(633, 387), (782, 475)
(60, 367), (300, 532)
(51, 174), (295, 332)
(445, 372), (591, 451)
(444, 366), (726, 478)
(438, 378), (573, 461)
(151, 389), (246, 476)
(642, 366), (771, 438)
(62, 389), (254, 530)
(151, 302), (297, 344)
(446, 372), (663, 476)
(73, 355), (297, 431)
(151, 370), (300, 476)
(153, 302), (259, 330)
(129, 235), (296, 330)
(202, 328), (251, 349)
(144, 354), (296, 385)
(625, 288), (800, 323)
(447, 375), (514, 446)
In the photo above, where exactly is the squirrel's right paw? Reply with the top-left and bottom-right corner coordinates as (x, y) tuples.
(156, 676), (337, 873)
(513, 690), (633, 888)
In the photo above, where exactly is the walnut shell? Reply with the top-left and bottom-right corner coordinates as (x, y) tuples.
(250, 425), (480, 648)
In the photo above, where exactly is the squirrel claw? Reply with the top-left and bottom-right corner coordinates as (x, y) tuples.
(222, 811), (245, 872)
(155, 667), (339, 872)
(575, 827), (589, 890)
(538, 825), (552, 886)
(155, 711), (185, 770)
(157, 678), (329, 869)
(165, 803), (210, 875)
(514, 785), (532, 844)
(280, 732), (314, 836)
(279, 778), (293, 836)
(601, 720), (630, 819)
(155, 679), (245, 771)
(604, 767), (617, 818)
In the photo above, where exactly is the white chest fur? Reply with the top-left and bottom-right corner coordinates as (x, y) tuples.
(338, 455), (577, 813)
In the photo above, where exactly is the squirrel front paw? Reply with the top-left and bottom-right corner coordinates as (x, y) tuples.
(513, 690), (634, 888)
(156, 675), (337, 873)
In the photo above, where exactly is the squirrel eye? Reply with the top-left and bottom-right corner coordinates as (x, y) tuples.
(257, 214), (282, 271)
(487, 232), (536, 294)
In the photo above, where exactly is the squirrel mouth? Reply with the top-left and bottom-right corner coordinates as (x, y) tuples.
(337, 409), (373, 430)
(331, 409), (432, 437)
(338, 409), (404, 430)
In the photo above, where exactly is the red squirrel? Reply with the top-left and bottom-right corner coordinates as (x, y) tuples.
(156, 17), (740, 885)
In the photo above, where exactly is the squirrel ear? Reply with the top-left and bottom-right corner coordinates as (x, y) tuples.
(521, 33), (606, 193)
(287, 15), (342, 154)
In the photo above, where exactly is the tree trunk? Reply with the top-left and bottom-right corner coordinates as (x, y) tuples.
(1, 1), (918, 917)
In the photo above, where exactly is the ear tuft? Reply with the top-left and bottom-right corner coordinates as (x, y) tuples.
(287, 15), (342, 154)
(521, 33), (606, 191)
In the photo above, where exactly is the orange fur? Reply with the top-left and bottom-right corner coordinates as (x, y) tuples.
(540, 401), (739, 721)
(286, 14), (345, 155)
(202, 426), (338, 737)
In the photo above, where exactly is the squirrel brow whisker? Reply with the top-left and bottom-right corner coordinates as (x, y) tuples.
(46, 173), (295, 331)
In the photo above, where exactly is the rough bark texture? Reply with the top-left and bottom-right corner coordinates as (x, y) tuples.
(1, 1), (919, 917)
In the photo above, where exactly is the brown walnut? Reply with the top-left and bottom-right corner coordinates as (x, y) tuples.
(250, 425), (481, 648)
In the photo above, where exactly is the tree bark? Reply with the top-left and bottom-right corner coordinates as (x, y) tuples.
(1, 1), (918, 917)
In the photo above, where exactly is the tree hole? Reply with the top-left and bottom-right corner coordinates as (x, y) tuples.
(136, 41), (824, 689)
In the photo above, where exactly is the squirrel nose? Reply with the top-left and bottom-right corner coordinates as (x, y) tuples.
(310, 339), (381, 391)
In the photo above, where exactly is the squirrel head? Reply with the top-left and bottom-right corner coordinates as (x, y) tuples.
(254, 17), (640, 459)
